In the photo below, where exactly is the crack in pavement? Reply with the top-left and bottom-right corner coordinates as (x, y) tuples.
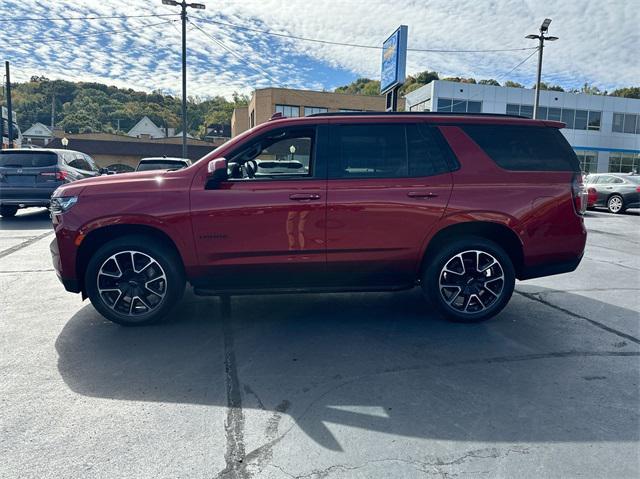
(268, 446), (530, 478)
(515, 290), (640, 344)
(0, 231), (53, 259)
(217, 298), (247, 479)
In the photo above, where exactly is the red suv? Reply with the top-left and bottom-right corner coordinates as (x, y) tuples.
(50, 112), (587, 325)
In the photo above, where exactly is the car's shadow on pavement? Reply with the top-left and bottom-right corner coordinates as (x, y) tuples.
(55, 288), (640, 451)
(0, 208), (51, 230)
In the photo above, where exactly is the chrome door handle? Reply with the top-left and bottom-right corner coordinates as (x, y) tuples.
(407, 191), (438, 199)
(289, 193), (321, 201)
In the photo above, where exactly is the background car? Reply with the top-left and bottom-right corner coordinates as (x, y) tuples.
(136, 157), (191, 172)
(0, 148), (101, 217)
(584, 173), (640, 213)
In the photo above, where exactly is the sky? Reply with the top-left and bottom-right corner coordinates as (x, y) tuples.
(1, 0), (638, 99)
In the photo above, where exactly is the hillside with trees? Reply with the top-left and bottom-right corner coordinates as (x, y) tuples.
(9, 76), (249, 137)
(334, 71), (639, 99)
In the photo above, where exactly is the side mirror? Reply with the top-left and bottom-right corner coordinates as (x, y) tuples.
(206, 158), (228, 189)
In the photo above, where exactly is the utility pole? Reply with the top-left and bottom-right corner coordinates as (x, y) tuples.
(51, 93), (55, 131)
(5, 61), (14, 148)
(161, 0), (205, 159)
(526, 18), (558, 119)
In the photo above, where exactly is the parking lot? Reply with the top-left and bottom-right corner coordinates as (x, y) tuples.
(1, 208), (639, 478)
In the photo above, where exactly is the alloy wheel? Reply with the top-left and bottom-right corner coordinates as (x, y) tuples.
(608, 196), (623, 213)
(438, 250), (505, 314)
(97, 250), (167, 317)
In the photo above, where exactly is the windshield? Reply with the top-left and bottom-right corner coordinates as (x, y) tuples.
(0, 152), (57, 168)
(137, 161), (186, 171)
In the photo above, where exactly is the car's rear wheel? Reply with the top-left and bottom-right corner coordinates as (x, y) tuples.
(423, 237), (515, 322)
(85, 235), (185, 326)
(607, 194), (624, 214)
(0, 205), (18, 217)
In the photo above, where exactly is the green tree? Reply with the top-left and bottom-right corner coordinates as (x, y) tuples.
(479, 79), (501, 86)
(504, 81), (525, 88)
(610, 87), (640, 99)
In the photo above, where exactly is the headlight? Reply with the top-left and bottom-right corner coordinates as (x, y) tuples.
(50, 196), (78, 215)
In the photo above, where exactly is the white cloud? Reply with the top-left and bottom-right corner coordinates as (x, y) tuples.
(2, 0), (638, 99)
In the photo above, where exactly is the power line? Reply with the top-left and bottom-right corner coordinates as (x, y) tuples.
(188, 19), (283, 86)
(503, 47), (539, 76)
(192, 16), (538, 53)
(0, 13), (178, 23)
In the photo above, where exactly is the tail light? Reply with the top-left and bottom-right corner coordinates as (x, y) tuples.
(636, 186), (640, 193)
(587, 187), (597, 206)
(40, 170), (68, 181)
(572, 174), (587, 215)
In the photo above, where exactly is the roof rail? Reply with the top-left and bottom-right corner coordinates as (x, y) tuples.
(307, 111), (527, 119)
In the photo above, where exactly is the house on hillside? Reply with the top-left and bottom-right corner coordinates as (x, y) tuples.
(22, 122), (53, 146)
(127, 116), (175, 139)
(203, 123), (231, 142)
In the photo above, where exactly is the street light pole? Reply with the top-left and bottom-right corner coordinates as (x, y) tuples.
(162, 0), (205, 159)
(526, 18), (558, 119)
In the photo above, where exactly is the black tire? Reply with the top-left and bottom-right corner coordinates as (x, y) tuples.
(422, 236), (515, 323)
(0, 205), (18, 217)
(85, 235), (185, 326)
(607, 194), (624, 214)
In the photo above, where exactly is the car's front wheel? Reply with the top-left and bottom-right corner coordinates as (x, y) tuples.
(85, 235), (185, 326)
(0, 205), (18, 217)
(423, 237), (515, 322)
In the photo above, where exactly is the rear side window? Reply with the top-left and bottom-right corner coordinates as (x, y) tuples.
(0, 152), (58, 168)
(462, 125), (580, 172)
(330, 123), (454, 178)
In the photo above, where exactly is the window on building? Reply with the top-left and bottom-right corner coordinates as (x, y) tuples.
(561, 109), (575, 129)
(548, 107), (562, 122)
(588, 111), (601, 130)
(536, 106), (548, 120)
(437, 98), (453, 112)
(608, 152), (640, 173)
(574, 150), (599, 173)
(275, 104), (300, 118)
(437, 98), (482, 113)
(574, 110), (588, 130)
(304, 106), (328, 116)
(623, 113), (637, 134)
(409, 100), (430, 112)
(612, 113), (624, 132)
(250, 110), (255, 128)
(507, 104), (600, 130)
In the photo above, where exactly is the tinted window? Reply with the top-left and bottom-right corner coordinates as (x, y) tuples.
(0, 152), (58, 167)
(84, 154), (99, 172)
(407, 124), (455, 177)
(68, 155), (90, 171)
(331, 124), (406, 178)
(462, 125), (580, 172)
(137, 161), (187, 171)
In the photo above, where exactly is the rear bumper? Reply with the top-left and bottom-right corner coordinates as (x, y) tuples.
(0, 186), (56, 206)
(519, 253), (583, 280)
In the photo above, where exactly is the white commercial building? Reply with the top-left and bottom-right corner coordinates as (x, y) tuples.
(405, 80), (640, 174)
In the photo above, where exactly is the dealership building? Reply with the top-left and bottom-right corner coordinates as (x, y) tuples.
(405, 80), (640, 174)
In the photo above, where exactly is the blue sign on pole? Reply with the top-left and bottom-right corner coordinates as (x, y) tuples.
(381, 25), (408, 94)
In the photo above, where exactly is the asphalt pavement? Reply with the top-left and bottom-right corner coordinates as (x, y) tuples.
(1, 207), (639, 479)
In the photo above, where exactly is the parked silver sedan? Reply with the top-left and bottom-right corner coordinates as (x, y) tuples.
(584, 173), (640, 213)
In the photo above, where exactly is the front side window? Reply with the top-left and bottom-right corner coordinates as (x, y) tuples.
(275, 104), (300, 118)
(228, 127), (314, 179)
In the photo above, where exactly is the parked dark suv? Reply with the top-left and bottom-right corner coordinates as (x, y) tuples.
(50, 112), (587, 325)
(0, 148), (101, 217)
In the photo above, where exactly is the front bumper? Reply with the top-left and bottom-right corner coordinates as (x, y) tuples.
(50, 232), (81, 293)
